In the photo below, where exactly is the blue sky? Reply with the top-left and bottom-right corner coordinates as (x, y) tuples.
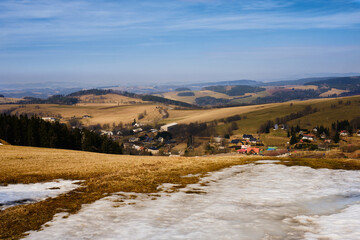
(0, 0), (360, 85)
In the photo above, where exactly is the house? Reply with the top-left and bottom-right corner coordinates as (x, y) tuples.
(246, 147), (260, 155)
(147, 147), (159, 155)
(100, 130), (113, 136)
(242, 134), (254, 141)
(147, 149), (159, 155)
(237, 149), (247, 154)
(213, 136), (223, 144)
(82, 115), (91, 119)
(160, 123), (178, 132)
(241, 145), (251, 149)
(230, 139), (243, 147)
(266, 147), (277, 151)
(249, 137), (258, 144)
(133, 145), (143, 151)
(273, 124), (279, 130)
(302, 134), (315, 141)
(129, 137), (139, 143)
(324, 139), (332, 143)
(357, 130), (360, 137)
(133, 122), (144, 128)
(340, 130), (349, 136)
(133, 128), (143, 133)
(42, 117), (56, 122)
(320, 133), (327, 139)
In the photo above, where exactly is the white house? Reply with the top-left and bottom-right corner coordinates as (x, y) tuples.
(100, 130), (113, 136)
(160, 123), (178, 132)
(42, 117), (56, 122)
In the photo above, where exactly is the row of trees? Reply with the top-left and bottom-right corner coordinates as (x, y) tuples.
(0, 114), (122, 154)
(203, 85), (265, 96)
(252, 89), (321, 104)
(275, 105), (318, 124)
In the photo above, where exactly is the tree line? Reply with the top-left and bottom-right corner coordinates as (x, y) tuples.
(0, 114), (122, 154)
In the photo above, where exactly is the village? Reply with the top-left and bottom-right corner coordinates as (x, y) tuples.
(81, 119), (360, 157)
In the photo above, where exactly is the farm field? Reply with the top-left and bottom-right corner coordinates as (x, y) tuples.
(164, 102), (282, 124)
(76, 93), (143, 104)
(1, 95), (358, 133)
(0, 97), (22, 104)
(157, 89), (270, 105)
(0, 103), (163, 126)
(214, 95), (360, 135)
(1, 145), (360, 239)
(164, 95), (357, 126)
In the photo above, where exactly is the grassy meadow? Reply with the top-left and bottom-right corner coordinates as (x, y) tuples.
(1, 145), (360, 239)
(214, 95), (360, 135)
(0, 103), (163, 126)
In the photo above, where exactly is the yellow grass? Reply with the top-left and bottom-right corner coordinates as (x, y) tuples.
(165, 96), (340, 125)
(0, 103), (163, 126)
(0, 97), (22, 104)
(158, 90), (232, 104)
(319, 88), (349, 97)
(165, 103), (282, 124)
(1, 145), (360, 239)
(77, 93), (143, 104)
(284, 85), (318, 90)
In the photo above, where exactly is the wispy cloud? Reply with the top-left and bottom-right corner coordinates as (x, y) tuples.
(1, 0), (360, 45)
(0, 0), (359, 83)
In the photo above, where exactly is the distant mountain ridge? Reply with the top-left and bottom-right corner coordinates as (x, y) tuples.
(304, 76), (360, 90)
(1, 75), (360, 98)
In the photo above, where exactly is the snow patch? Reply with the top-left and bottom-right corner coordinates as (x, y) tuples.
(0, 180), (82, 210)
(25, 164), (360, 240)
(254, 160), (281, 164)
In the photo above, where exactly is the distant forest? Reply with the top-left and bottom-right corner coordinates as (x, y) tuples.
(203, 85), (265, 96)
(0, 114), (122, 154)
(177, 91), (195, 97)
(252, 89), (321, 104)
(305, 76), (360, 90)
(141, 95), (197, 108)
(195, 96), (230, 106)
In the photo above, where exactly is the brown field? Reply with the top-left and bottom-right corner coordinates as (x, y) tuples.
(165, 103), (282, 124)
(1, 145), (360, 239)
(159, 89), (269, 105)
(319, 88), (349, 97)
(158, 90), (232, 104)
(77, 93), (143, 104)
(0, 103), (163, 126)
(165, 96), (346, 125)
(283, 85), (318, 90)
(0, 97), (22, 104)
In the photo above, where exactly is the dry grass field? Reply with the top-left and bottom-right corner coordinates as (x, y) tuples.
(213, 95), (360, 134)
(77, 93), (143, 104)
(319, 88), (349, 97)
(1, 145), (360, 239)
(0, 103), (163, 126)
(0, 97), (22, 104)
(158, 90), (232, 104)
(165, 103), (282, 124)
(158, 89), (269, 105)
(165, 96), (349, 125)
(283, 85), (318, 90)
(0, 94), (359, 133)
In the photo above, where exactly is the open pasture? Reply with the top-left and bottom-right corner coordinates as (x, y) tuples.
(1, 145), (360, 239)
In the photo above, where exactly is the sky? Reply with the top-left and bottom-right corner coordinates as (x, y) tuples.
(0, 0), (360, 86)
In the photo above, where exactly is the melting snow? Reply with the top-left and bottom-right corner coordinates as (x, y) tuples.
(0, 180), (82, 210)
(254, 160), (281, 164)
(25, 164), (360, 240)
